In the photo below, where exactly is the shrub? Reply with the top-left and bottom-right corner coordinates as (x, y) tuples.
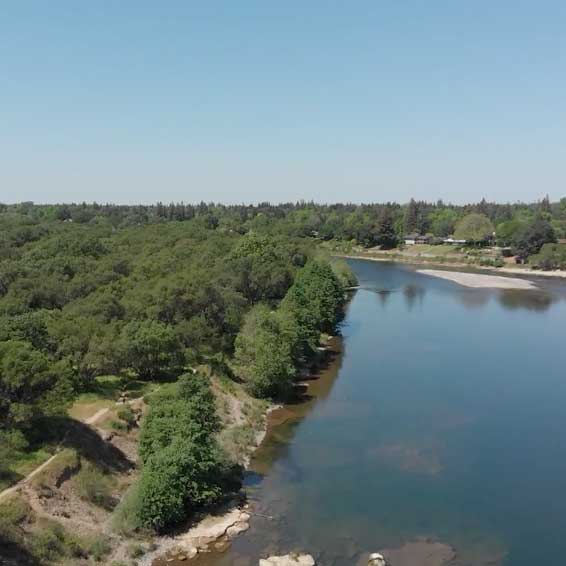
(530, 243), (566, 270)
(110, 419), (128, 432)
(30, 448), (80, 489)
(136, 436), (238, 531)
(111, 482), (144, 535)
(0, 496), (31, 543)
(88, 535), (112, 562)
(30, 521), (67, 562)
(330, 259), (358, 288)
(117, 405), (136, 427)
(74, 462), (115, 509)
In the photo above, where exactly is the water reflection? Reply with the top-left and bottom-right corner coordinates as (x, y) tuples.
(371, 288), (393, 308)
(498, 289), (557, 312)
(403, 283), (426, 311)
(456, 290), (491, 310)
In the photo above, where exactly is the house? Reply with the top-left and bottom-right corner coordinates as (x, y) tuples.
(443, 237), (467, 245)
(404, 233), (430, 245)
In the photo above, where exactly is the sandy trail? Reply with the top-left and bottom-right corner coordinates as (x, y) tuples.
(0, 453), (61, 502)
(0, 390), (153, 503)
(418, 269), (537, 290)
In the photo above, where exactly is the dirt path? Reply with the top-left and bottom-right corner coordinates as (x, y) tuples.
(84, 407), (111, 425)
(0, 453), (61, 502)
(0, 389), (155, 503)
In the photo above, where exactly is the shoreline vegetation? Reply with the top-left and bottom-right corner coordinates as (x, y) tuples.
(335, 251), (566, 279)
(0, 208), (356, 566)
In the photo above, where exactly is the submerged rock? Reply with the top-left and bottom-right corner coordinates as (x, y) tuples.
(368, 553), (387, 566)
(259, 553), (316, 566)
(226, 521), (250, 538)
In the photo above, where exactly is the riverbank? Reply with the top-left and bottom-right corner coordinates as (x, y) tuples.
(336, 252), (566, 279)
(148, 337), (342, 566)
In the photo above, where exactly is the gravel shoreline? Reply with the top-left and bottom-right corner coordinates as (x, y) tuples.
(418, 269), (537, 289)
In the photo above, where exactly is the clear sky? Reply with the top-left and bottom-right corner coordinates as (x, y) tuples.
(2, 1), (565, 205)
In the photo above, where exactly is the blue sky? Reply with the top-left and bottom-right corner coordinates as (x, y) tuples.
(1, 1), (565, 204)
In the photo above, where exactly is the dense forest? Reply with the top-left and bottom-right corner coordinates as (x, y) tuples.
(2, 196), (565, 263)
(0, 196), (564, 563)
(0, 203), (356, 563)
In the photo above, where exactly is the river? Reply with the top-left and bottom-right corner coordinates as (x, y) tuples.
(169, 260), (566, 566)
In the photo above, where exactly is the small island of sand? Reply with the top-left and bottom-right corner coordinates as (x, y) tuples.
(418, 269), (537, 290)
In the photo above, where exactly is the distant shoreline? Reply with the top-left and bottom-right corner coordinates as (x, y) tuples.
(336, 253), (566, 280)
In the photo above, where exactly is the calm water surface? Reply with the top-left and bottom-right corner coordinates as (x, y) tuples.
(188, 261), (566, 566)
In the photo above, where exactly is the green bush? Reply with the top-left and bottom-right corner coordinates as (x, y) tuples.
(530, 243), (566, 270)
(110, 419), (128, 432)
(139, 373), (219, 464)
(111, 482), (144, 535)
(30, 521), (68, 562)
(134, 373), (240, 532)
(136, 437), (237, 531)
(0, 496), (31, 543)
(330, 259), (358, 287)
(117, 405), (136, 426)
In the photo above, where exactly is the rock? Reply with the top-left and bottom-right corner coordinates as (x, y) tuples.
(259, 553), (316, 566)
(100, 430), (115, 442)
(214, 540), (230, 552)
(226, 521), (250, 538)
(368, 553), (387, 566)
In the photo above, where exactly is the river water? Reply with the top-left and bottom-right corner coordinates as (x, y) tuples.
(174, 260), (566, 566)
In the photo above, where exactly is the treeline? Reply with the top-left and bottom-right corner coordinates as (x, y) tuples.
(3, 196), (565, 261)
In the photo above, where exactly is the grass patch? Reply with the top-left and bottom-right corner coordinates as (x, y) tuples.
(0, 446), (56, 491)
(73, 462), (116, 510)
(87, 535), (112, 562)
(109, 419), (128, 432)
(69, 375), (160, 420)
(0, 495), (33, 542)
(30, 449), (80, 489)
(220, 423), (257, 463)
(111, 482), (144, 536)
(68, 397), (114, 421)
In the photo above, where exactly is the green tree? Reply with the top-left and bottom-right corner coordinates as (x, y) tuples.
(454, 213), (495, 243)
(429, 209), (459, 237)
(234, 305), (295, 399)
(0, 340), (73, 428)
(139, 373), (219, 463)
(512, 216), (556, 261)
(403, 199), (419, 234)
(496, 219), (526, 247)
(375, 208), (398, 248)
(120, 320), (182, 379)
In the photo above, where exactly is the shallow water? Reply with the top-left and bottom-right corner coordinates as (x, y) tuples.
(169, 261), (566, 566)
